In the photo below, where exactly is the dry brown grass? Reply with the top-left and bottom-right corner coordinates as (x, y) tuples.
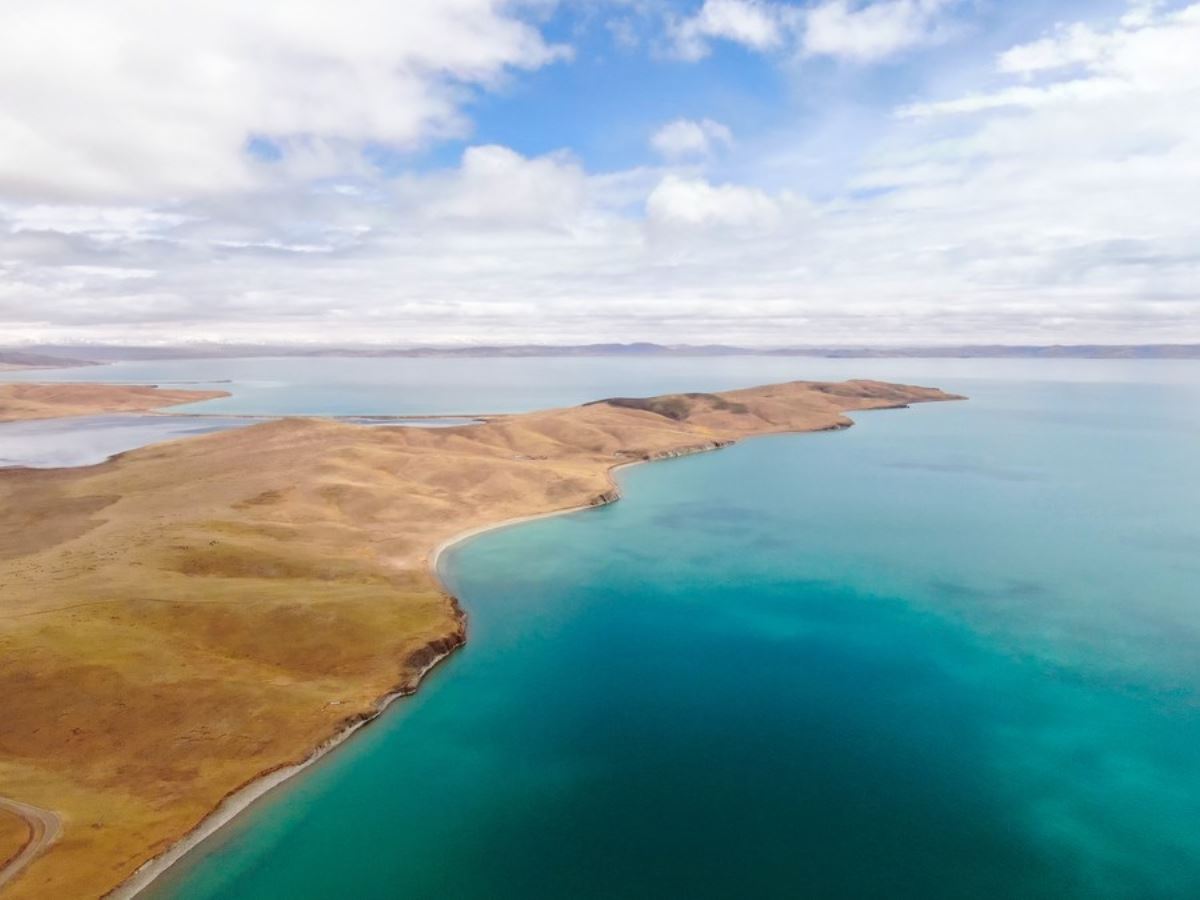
(0, 384), (229, 421)
(0, 379), (961, 898)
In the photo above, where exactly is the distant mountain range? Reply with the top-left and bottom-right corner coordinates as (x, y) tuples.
(776, 344), (1200, 359)
(4, 343), (1200, 365)
(0, 350), (98, 369)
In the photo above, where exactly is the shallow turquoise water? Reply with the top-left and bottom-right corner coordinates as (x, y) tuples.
(143, 365), (1200, 898)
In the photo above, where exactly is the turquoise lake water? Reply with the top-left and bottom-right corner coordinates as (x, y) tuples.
(79, 360), (1196, 898)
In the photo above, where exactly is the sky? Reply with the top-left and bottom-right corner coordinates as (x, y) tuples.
(0, 0), (1197, 346)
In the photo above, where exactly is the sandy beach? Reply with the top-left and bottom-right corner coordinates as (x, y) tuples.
(0, 379), (961, 898)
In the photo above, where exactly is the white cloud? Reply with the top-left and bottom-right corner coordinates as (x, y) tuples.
(668, 0), (960, 65)
(848, 1), (1200, 338)
(1122, 0), (1169, 28)
(646, 175), (783, 229)
(669, 0), (796, 60)
(3, 204), (192, 238)
(902, 3), (1200, 117)
(650, 118), (734, 160)
(997, 24), (1113, 78)
(0, 0), (567, 203)
(62, 265), (156, 280)
(407, 145), (589, 229)
(802, 0), (957, 62)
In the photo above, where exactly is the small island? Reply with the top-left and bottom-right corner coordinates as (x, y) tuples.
(0, 379), (961, 898)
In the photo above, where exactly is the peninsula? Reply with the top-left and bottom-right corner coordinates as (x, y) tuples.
(0, 384), (230, 422)
(0, 379), (961, 898)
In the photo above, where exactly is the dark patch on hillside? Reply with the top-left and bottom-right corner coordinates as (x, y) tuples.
(587, 392), (750, 422)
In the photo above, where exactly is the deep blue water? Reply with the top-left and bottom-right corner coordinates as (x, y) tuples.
(126, 361), (1200, 899)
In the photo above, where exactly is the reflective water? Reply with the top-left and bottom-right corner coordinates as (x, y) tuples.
(0, 415), (255, 468)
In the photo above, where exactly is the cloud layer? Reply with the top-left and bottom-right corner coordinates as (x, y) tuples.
(1, 1), (1196, 345)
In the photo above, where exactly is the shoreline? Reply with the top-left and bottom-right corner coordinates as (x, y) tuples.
(109, 617), (465, 900)
(429, 439), (734, 584)
(114, 439), (734, 898)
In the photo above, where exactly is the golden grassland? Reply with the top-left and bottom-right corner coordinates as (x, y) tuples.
(0, 379), (960, 898)
(0, 383), (229, 421)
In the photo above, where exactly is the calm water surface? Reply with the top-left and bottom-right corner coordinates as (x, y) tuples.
(63, 359), (1200, 898)
(0, 415), (256, 468)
